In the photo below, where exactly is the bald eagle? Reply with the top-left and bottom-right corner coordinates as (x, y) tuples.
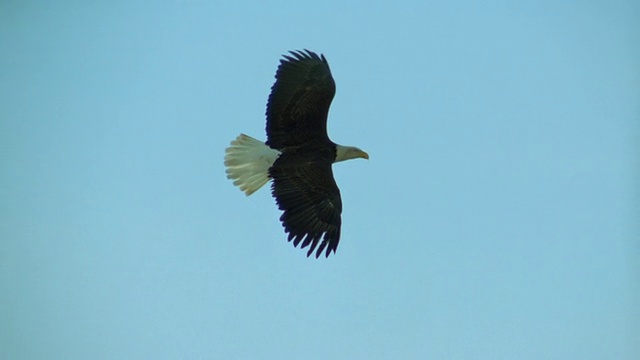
(224, 50), (368, 258)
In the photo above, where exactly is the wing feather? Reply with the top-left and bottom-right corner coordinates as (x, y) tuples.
(265, 50), (336, 149)
(269, 153), (342, 258)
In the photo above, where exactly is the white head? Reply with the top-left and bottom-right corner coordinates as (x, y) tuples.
(335, 145), (369, 163)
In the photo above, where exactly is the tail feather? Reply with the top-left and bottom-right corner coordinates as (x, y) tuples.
(224, 134), (280, 196)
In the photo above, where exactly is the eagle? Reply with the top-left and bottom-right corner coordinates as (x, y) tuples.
(224, 50), (369, 258)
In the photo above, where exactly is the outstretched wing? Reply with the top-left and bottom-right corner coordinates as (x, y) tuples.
(265, 50), (336, 149)
(269, 152), (342, 258)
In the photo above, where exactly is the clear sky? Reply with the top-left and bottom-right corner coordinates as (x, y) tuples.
(1, 1), (638, 359)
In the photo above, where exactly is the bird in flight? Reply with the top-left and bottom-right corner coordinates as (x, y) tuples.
(224, 50), (368, 258)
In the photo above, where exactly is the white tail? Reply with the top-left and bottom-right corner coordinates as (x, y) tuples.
(224, 134), (280, 196)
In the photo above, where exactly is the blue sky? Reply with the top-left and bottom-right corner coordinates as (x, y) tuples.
(1, 1), (638, 359)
